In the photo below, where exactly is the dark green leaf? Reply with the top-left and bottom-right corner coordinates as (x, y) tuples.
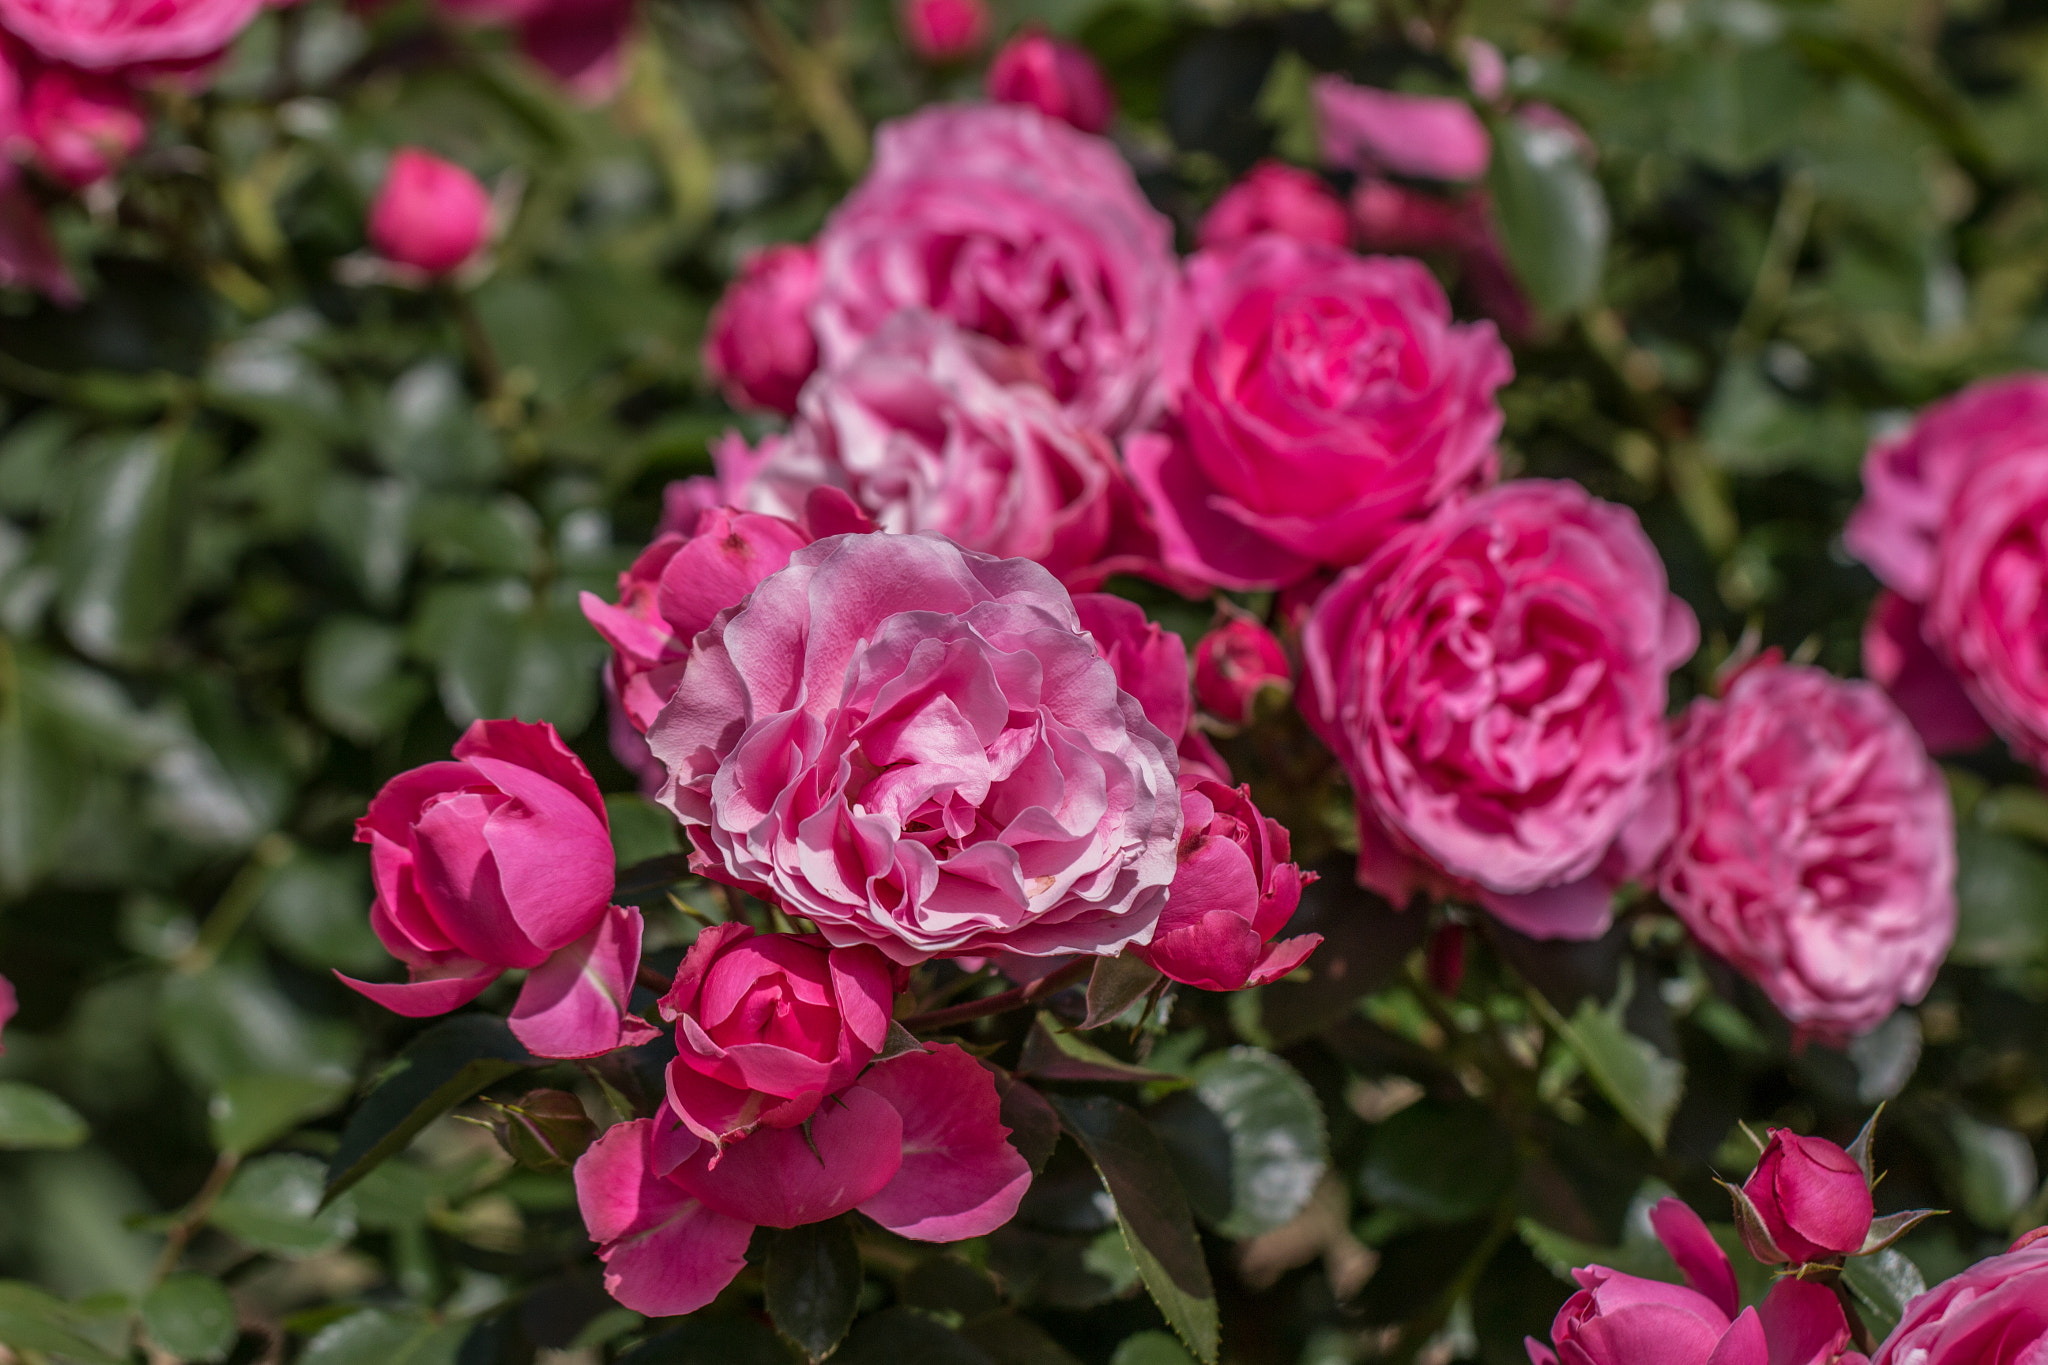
(1019, 1014), (1175, 1084)
(1189, 1048), (1326, 1239)
(143, 1274), (238, 1362)
(1254, 858), (1427, 1050)
(765, 1218), (861, 1362)
(1532, 972), (1685, 1152)
(0, 1082), (89, 1150)
(304, 616), (427, 744)
(299, 1310), (469, 1365)
(0, 1282), (123, 1363)
(1107, 1333), (1195, 1365)
(1083, 955), (1163, 1030)
(54, 432), (195, 665)
(208, 1073), (347, 1157)
(834, 1308), (995, 1365)
(995, 1073), (1061, 1176)
(613, 1319), (797, 1365)
(1360, 1101), (1512, 1225)
(614, 852), (696, 900)
(955, 1315), (1084, 1365)
(1951, 824), (2048, 966)
(210, 1154), (358, 1257)
(1840, 1248), (1926, 1342)
(1486, 114), (1609, 321)
(1948, 1112), (2037, 1229)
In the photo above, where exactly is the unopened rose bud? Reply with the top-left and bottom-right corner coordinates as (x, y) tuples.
(368, 148), (492, 277)
(899, 0), (988, 61)
(486, 1089), (598, 1171)
(702, 244), (820, 416)
(1738, 1129), (1874, 1263)
(986, 27), (1115, 135)
(1194, 616), (1291, 727)
(1197, 161), (1350, 252)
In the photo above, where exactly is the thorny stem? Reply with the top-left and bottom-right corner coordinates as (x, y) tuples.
(899, 958), (1092, 1032)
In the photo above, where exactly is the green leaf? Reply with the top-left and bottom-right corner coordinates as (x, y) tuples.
(1951, 824), (2048, 966)
(208, 1073), (348, 1157)
(158, 964), (357, 1094)
(1359, 1101), (1512, 1225)
(54, 431), (196, 666)
(410, 581), (608, 734)
(834, 1308), (995, 1365)
(1948, 1111), (2037, 1229)
(0, 1082), (89, 1150)
(373, 361), (502, 489)
(1486, 113), (1609, 321)
(209, 1154), (358, 1257)
(143, 1275), (238, 1363)
(254, 851), (387, 975)
(1083, 955), (1164, 1030)
(1049, 1094), (1219, 1364)
(0, 1282), (124, 1363)
(1840, 1248), (1926, 1342)
(325, 1014), (539, 1201)
(613, 1319), (797, 1365)
(1532, 971), (1685, 1152)
(1189, 1048), (1327, 1239)
(1252, 860), (1427, 1050)
(304, 616), (427, 744)
(956, 1315), (1085, 1365)
(765, 1218), (861, 1362)
(1108, 1332), (1197, 1365)
(1019, 1014), (1176, 1084)
(299, 1310), (469, 1365)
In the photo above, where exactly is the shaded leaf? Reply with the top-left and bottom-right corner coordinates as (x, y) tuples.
(1840, 1248), (1925, 1343)
(1532, 973), (1685, 1152)
(210, 1154), (358, 1257)
(1360, 1101), (1512, 1225)
(835, 1308), (995, 1365)
(1083, 955), (1163, 1030)
(143, 1274), (238, 1363)
(1487, 115), (1609, 321)
(1190, 1048), (1326, 1239)
(1019, 1014), (1175, 1084)
(0, 1282), (123, 1363)
(0, 1082), (89, 1150)
(765, 1218), (861, 1362)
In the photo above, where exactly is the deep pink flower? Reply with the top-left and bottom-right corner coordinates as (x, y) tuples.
(1128, 237), (1512, 590)
(1862, 589), (1991, 756)
(702, 243), (819, 416)
(368, 148), (491, 276)
(656, 922), (895, 1148)
(339, 719), (657, 1059)
(0, 972), (14, 1054)
(438, 0), (632, 103)
(22, 67), (143, 187)
(1349, 177), (1535, 339)
(1313, 75), (1491, 182)
(1869, 1238), (2048, 1365)
(1659, 660), (1955, 1041)
(726, 314), (1163, 593)
(1194, 615), (1291, 727)
(1075, 592), (1229, 784)
(1740, 1130), (1875, 1263)
(986, 27), (1114, 134)
(1301, 480), (1697, 939)
(1197, 161), (1350, 252)
(0, 0), (263, 73)
(1136, 777), (1320, 992)
(576, 1042), (1030, 1315)
(812, 103), (1179, 437)
(899, 0), (987, 60)
(649, 533), (1183, 964)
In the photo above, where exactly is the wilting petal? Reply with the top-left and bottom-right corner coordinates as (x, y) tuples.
(573, 1119), (754, 1317)
(673, 1083), (903, 1227)
(509, 905), (661, 1059)
(857, 1044), (1031, 1241)
(335, 962), (501, 1017)
(1649, 1198), (1740, 1320)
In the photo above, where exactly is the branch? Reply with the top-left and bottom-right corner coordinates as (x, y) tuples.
(899, 958), (1092, 1032)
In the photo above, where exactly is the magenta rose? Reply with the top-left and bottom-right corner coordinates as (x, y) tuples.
(438, 0), (633, 103)
(22, 67), (143, 188)
(1313, 76), (1491, 182)
(702, 243), (819, 416)
(1302, 480), (1698, 939)
(1739, 1130), (1874, 1264)
(1197, 161), (1351, 252)
(369, 149), (491, 277)
(1194, 614), (1291, 727)
(811, 102), (1179, 437)
(657, 922), (895, 1147)
(0, 971), (13, 1054)
(0, 0), (262, 72)
(1136, 776), (1320, 992)
(987, 27), (1114, 134)
(1659, 660), (1955, 1041)
(1075, 591), (1230, 784)
(649, 533), (1183, 963)
(1129, 236), (1512, 590)
(1871, 1238), (2048, 1365)
(899, 0), (987, 60)
(1862, 590), (1991, 756)
(340, 719), (657, 1060)
(728, 313), (1162, 592)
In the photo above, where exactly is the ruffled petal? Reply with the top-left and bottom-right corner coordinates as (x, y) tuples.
(508, 905), (661, 1059)
(857, 1044), (1032, 1241)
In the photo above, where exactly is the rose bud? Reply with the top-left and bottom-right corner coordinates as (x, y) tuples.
(899, 0), (987, 61)
(1871, 1235), (2048, 1364)
(656, 922), (896, 1148)
(1197, 161), (1350, 252)
(1136, 777), (1320, 992)
(1076, 591), (1231, 783)
(702, 243), (820, 416)
(987, 27), (1114, 134)
(340, 719), (658, 1060)
(368, 148), (492, 276)
(1736, 1130), (1875, 1264)
(23, 68), (144, 188)
(1194, 615), (1291, 727)
(485, 1089), (598, 1171)
(0, 972), (14, 1054)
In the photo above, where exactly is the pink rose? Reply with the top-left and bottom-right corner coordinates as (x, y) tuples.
(0, 0), (262, 73)
(649, 533), (1183, 964)
(812, 102), (1179, 437)
(1528, 1197), (1853, 1365)
(1128, 237), (1512, 590)
(1659, 660), (1956, 1041)
(22, 67), (143, 187)
(339, 719), (658, 1060)
(1197, 160), (1350, 252)
(437, 0), (632, 103)
(1302, 480), (1697, 940)
(1313, 75), (1491, 182)
(702, 243), (819, 416)
(1739, 1130), (1874, 1263)
(899, 0), (988, 61)
(1862, 590), (1991, 756)
(1870, 1238), (2048, 1365)
(987, 27), (1114, 135)
(0, 972), (14, 1054)
(727, 314), (1163, 592)
(1349, 178), (1535, 339)
(657, 922), (895, 1147)
(1194, 614), (1291, 727)
(576, 1041), (1029, 1316)
(368, 148), (491, 276)
(1136, 776), (1320, 992)
(1075, 591), (1230, 784)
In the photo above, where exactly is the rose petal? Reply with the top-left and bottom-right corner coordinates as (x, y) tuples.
(335, 962), (502, 1017)
(1649, 1197), (1740, 1320)
(856, 1044), (1032, 1241)
(573, 1119), (754, 1317)
(509, 905), (661, 1059)
(672, 1082), (904, 1227)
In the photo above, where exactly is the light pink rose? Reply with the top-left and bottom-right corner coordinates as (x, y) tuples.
(899, 0), (987, 60)
(1739, 1129), (1874, 1264)
(369, 148), (491, 276)
(1136, 776), (1320, 992)
(0, 0), (262, 73)
(1659, 660), (1956, 1041)
(649, 533), (1183, 964)
(576, 1042), (1030, 1315)
(22, 67), (143, 187)
(727, 314), (1164, 592)
(1128, 236), (1512, 590)
(339, 719), (658, 1060)
(656, 922), (895, 1148)
(702, 243), (819, 416)
(1194, 614), (1290, 727)
(1861, 590), (1991, 756)
(1075, 591), (1230, 784)
(1197, 160), (1350, 252)
(0, 972), (14, 1054)
(1313, 75), (1491, 182)
(437, 0), (633, 103)
(986, 26), (1114, 134)
(812, 102), (1179, 437)
(1870, 1238), (2048, 1365)
(1302, 480), (1697, 940)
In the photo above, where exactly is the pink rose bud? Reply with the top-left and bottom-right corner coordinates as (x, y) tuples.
(0, 0), (264, 74)
(1194, 615), (1291, 726)
(1312, 75), (1492, 182)
(899, 0), (988, 60)
(368, 148), (492, 276)
(1136, 777), (1320, 992)
(1197, 160), (1350, 252)
(702, 243), (820, 415)
(656, 922), (896, 1148)
(23, 68), (144, 188)
(1738, 1130), (1875, 1263)
(986, 27), (1114, 134)
(1872, 1236), (2048, 1364)
(1075, 592), (1231, 784)
(0, 972), (14, 1054)
(339, 719), (658, 1060)
(1659, 661), (1956, 1041)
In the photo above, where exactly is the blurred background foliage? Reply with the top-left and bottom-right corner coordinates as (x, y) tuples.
(6, 0), (2048, 1363)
